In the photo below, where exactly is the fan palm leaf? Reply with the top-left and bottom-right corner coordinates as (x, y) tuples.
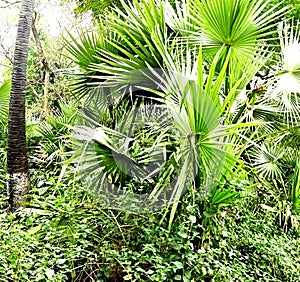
(143, 45), (265, 227)
(65, 28), (122, 99)
(0, 79), (11, 121)
(67, 0), (288, 228)
(89, 0), (170, 80)
(72, 101), (175, 210)
(291, 159), (300, 212)
(188, 0), (288, 87)
(163, 0), (192, 35)
(272, 20), (300, 125)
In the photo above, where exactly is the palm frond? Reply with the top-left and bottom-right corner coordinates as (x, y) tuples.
(271, 20), (300, 126)
(65, 27), (121, 99)
(291, 159), (300, 212)
(66, 0), (291, 229)
(249, 143), (284, 180)
(188, 0), (288, 85)
(72, 102), (179, 213)
(163, 0), (192, 35)
(89, 0), (170, 80)
(143, 45), (266, 227)
(0, 79), (11, 121)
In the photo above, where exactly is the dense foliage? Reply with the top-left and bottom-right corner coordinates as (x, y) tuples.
(0, 164), (299, 281)
(65, 0), (300, 21)
(0, 0), (299, 281)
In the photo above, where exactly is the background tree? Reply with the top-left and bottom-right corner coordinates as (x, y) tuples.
(61, 0), (179, 19)
(7, 0), (35, 211)
(67, 0), (127, 17)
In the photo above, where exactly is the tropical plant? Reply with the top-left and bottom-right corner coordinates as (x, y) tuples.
(268, 0), (300, 21)
(243, 20), (300, 229)
(66, 0), (171, 101)
(28, 101), (78, 171)
(188, 0), (288, 89)
(7, 0), (35, 211)
(0, 80), (10, 207)
(0, 79), (10, 122)
(292, 159), (300, 212)
(67, 0), (289, 228)
(274, 19), (300, 123)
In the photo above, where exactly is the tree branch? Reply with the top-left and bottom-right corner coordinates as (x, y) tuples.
(31, 12), (51, 116)
(0, 0), (21, 8)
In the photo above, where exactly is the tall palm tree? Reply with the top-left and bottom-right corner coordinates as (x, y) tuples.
(7, 0), (35, 212)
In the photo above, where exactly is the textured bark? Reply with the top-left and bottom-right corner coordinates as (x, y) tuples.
(7, 0), (35, 212)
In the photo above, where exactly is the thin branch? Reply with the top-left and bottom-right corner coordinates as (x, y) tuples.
(0, 42), (13, 65)
(0, 0), (21, 8)
(31, 12), (51, 116)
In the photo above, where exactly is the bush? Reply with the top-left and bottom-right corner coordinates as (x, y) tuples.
(0, 170), (299, 281)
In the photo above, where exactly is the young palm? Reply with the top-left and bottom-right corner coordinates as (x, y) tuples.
(247, 21), (300, 214)
(68, 0), (288, 227)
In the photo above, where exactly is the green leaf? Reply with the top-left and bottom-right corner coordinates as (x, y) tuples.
(56, 259), (67, 265)
(173, 261), (184, 269)
(0, 79), (11, 121)
(189, 0), (288, 85)
(123, 274), (133, 280)
(178, 230), (188, 239)
(189, 215), (197, 223)
(27, 224), (42, 235)
(45, 269), (55, 279)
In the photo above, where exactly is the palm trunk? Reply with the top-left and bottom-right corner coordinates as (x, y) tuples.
(7, 0), (35, 212)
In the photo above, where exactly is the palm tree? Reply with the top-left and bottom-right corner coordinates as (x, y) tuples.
(68, 0), (288, 227)
(7, 0), (35, 212)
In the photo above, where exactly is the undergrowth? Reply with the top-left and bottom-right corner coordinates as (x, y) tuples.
(0, 166), (299, 282)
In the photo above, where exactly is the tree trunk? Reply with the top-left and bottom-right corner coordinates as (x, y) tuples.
(7, 0), (35, 212)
